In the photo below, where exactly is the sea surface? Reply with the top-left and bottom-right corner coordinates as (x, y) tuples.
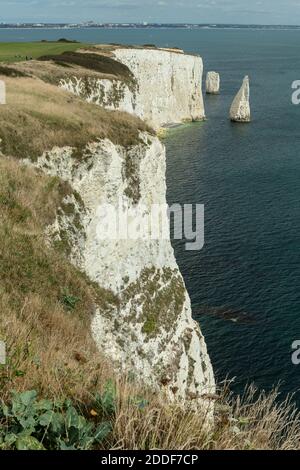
(1, 28), (299, 401)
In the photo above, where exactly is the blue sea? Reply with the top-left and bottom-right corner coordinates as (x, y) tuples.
(2, 27), (299, 401)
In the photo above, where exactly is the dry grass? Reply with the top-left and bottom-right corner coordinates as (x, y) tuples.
(109, 380), (210, 450)
(6, 58), (127, 85)
(105, 382), (300, 450)
(211, 385), (300, 450)
(0, 75), (151, 161)
(0, 65), (28, 77)
(80, 43), (188, 56)
(0, 157), (117, 403)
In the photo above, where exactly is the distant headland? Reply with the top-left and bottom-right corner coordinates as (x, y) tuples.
(1, 22), (300, 30)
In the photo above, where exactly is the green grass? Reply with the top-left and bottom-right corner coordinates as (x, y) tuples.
(0, 41), (89, 63)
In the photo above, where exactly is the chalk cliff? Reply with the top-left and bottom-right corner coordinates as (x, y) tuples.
(26, 47), (215, 407)
(59, 47), (206, 129)
(230, 76), (251, 122)
(31, 134), (214, 406)
(206, 71), (220, 94)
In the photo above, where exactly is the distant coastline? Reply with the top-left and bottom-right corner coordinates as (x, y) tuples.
(1, 23), (300, 30)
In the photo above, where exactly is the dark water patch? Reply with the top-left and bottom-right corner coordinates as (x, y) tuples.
(194, 305), (257, 325)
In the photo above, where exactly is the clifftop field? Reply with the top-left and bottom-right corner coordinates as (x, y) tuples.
(0, 40), (87, 62)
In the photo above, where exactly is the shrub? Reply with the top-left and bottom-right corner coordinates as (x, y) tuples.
(38, 51), (135, 86)
(0, 65), (28, 77)
(0, 390), (112, 450)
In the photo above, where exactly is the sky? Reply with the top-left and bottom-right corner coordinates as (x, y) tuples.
(2, 0), (300, 25)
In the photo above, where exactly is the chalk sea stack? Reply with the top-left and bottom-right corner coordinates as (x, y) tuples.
(206, 71), (220, 94)
(230, 75), (251, 122)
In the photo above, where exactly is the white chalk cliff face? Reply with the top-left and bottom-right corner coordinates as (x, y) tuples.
(31, 47), (215, 406)
(59, 48), (205, 129)
(230, 76), (251, 122)
(31, 134), (215, 405)
(206, 71), (220, 94)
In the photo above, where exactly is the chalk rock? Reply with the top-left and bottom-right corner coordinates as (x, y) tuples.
(29, 134), (215, 409)
(206, 71), (220, 94)
(230, 76), (251, 122)
(59, 47), (206, 130)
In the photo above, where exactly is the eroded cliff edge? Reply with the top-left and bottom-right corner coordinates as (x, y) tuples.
(58, 46), (206, 129)
(2, 46), (214, 406)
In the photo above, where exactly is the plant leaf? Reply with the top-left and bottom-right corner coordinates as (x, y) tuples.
(19, 390), (37, 406)
(16, 435), (45, 451)
(94, 421), (112, 443)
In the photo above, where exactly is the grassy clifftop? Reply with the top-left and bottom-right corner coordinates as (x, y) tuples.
(0, 41), (87, 63)
(0, 43), (147, 163)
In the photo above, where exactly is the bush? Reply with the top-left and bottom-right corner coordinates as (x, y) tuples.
(38, 51), (135, 86)
(0, 389), (112, 450)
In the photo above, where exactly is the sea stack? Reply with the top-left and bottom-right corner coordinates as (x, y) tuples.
(206, 71), (220, 94)
(230, 76), (251, 122)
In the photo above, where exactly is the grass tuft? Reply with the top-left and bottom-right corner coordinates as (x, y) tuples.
(0, 76), (152, 161)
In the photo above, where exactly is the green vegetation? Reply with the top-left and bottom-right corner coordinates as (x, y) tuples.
(0, 65), (28, 77)
(39, 51), (135, 87)
(0, 41), (87, 63)
(123, 151), (142, 204)
(61, 291), (81, 312)
(121, 267), (186, 338)
(0, 389), (112, 450)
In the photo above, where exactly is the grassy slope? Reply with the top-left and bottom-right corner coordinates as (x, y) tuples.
(9, 50), (137, 91)
(0, 41), (87, 63)
(0, 157), (118, 403)
(0, 75), (151, 161)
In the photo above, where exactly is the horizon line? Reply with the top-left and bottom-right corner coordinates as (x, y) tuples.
(2, 22), (300, 27)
